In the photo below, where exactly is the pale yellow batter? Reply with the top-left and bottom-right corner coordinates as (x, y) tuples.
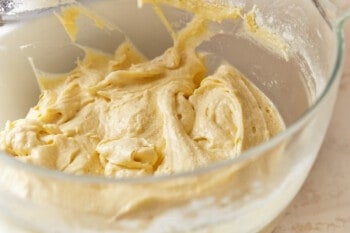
(0, 1), (285, 178)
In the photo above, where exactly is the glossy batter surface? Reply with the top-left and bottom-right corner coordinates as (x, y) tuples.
(0, 1), (285, 177)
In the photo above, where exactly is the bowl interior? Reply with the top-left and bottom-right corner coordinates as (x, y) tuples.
(0, 0), (337, 129)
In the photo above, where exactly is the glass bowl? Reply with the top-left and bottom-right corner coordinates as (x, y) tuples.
(0, 0), (349, 232)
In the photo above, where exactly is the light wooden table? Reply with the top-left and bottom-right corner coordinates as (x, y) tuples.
(275, 22), (350, 233)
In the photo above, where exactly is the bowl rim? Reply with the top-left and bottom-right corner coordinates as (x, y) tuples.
(0, 7), (346, 185)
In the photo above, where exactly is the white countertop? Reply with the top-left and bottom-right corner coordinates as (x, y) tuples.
(275, 22), (350, 233)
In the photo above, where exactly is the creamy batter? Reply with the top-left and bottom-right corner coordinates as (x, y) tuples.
(0, 1), (285, 178)
(0, 2), (294, 232)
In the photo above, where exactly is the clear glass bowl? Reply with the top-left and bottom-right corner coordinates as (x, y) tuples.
(0, 0), (349, 232)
